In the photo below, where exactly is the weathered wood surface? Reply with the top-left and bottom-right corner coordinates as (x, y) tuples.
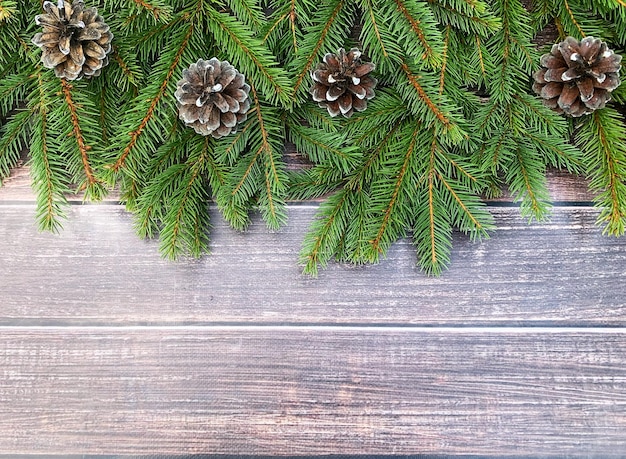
(1, 329), (625, 456)
(1, 165), (626, 456)
(0, 205), (625, 326)
(0, 161), (595, 203)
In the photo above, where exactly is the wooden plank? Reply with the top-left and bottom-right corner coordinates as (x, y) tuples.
(0, 328), (624, 456)
(0, 163), (595, 203)
(1, 204), (625, 326)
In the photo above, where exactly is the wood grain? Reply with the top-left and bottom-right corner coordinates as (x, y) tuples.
(0, 162), (594, 203)
(0, 204), (624, 326)
(0, 328), (625, 456)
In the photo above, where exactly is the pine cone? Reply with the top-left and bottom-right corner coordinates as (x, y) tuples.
(310, 48), (376, 118)
(175, 59), (251, 138)
(32, 0), (113, 80)
(533, 36), (622, 117)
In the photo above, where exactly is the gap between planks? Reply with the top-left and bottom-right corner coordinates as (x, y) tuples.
(0, 325), (624, 333)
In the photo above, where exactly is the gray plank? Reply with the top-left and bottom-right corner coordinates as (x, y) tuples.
(0, 204), (625, 326)
(0, 328), (624, 456)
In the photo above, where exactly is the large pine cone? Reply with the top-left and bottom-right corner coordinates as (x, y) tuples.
(175, 58), (251, 139)
(533, 36), (621, 117)
(32, 0), (113, 80)
(310, 48), (376, 118)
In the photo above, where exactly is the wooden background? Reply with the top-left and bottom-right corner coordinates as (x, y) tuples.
(1, 162), (625, 456)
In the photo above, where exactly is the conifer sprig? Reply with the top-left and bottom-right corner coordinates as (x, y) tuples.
(578, 109), (626, 235)
(1, 0), (626, 275)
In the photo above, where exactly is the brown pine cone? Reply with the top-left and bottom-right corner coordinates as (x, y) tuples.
(175, 58), (251, 138)
(32, 0), (113, 80)
(310, 48), (376, 118)
(533, 36), (622, 117)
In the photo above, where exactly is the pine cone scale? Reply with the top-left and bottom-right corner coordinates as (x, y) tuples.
(576, 78), (594, 102)
(69, 43), (85, 66)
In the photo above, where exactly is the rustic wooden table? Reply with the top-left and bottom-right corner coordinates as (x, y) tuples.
(1, 163), (625, 456)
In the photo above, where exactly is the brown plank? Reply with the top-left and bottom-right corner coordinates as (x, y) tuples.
(0, 328), (624, 456)
(0, 162), (594, 203)
(1, 204), (624, 326)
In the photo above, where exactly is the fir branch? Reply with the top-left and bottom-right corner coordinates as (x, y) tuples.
(563, 0), (586, 37)
(28, 69), (69, 232)
(300, 189), (356, 276)
(204, 4), (293, 107)
(225, 0), (264, 30)
(427, 0), (502, 35)
(578, 109), (626, 235)
(131, 0), (172, 21)
(214, 118), (254, 165)
(29, 104), (66, 232)
(391, 0), (442, 65)
(159, 162), (209, 259)
(367, 123), (421, 259)
(290, 0), (351, 100)
(439, 26), (451, 94)
(507, 145), (550, 220)
(287, 120), (361, 173)
(0, 1), (17, 23)
(218, 84), (288, 230)
(399, 59), (466, 142)
(109, 22), (194, 173)
(60, 79), (99, 190)
(0, 109), (28, 182)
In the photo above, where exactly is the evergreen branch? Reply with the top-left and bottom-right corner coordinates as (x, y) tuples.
(28, 69), (69, 231)
(291, 0), (346, 98)
(110, 46), (142, 89)
(219, 85), (287, 230)
(288, 121), (361, 173)
(60, 79), (98, 188)
(214, 118), (254, 165)
(160, 163), (205, 259)
(439, 26), (451, 94)
(197, 135), (226, 191)
(131, 0), (171, 21)
(261, 10), (289, 45)
(427, 0), (501, 35)
(204, 5), (293, 107)
(398, 60), (466, 142)
(508, 145), (550, 220)
(0, 1), (17, 23)
(363, 1), (388, 59)
(401, 61), (449, 126)
(250, 84), (287, 228)
(225, 0), (264, 30)
(30, 101), (65, 232)
(563, 0), (586, 37)
(289, 0), (298, 52)
(436, 169), (484, 230)
(110, 21), (194, 173)
(393, 0), (437, 62)
(426, 141), (438, 268)
(578, 109), (626, 235)
(0, 109), (28, 182)
(300, 189), (353, 275)
(369, 124), (419, 255)
(474, 35), (487, 77)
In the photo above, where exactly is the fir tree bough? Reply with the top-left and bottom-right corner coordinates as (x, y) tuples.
(0, 0), (625, 275)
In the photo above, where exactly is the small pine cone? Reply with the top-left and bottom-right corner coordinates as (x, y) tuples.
(533, 36), (622, 117)
(310, 48), (376, 118)
(175, 59), (251, 138)
(32, 0), (113, 80)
